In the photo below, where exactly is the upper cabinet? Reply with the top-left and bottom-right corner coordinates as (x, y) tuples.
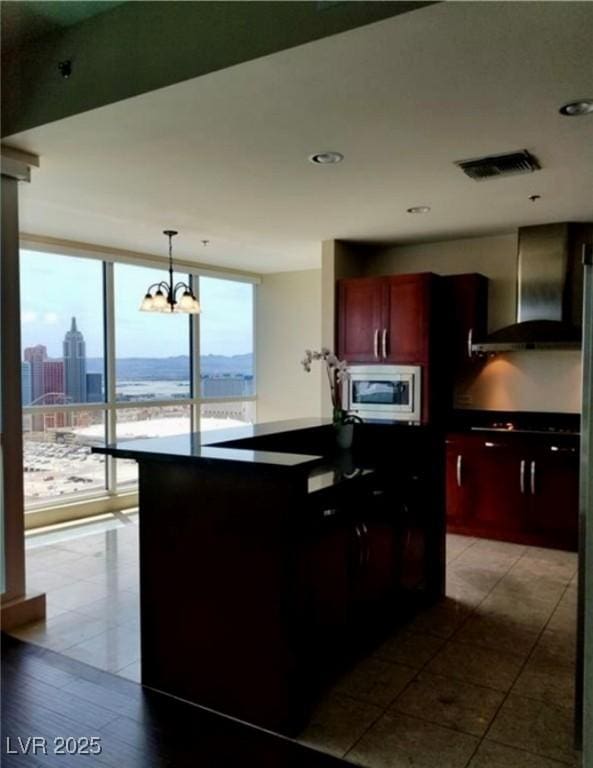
(441, 274), (488, 366)
(336, 270), (489, 423)
(337, 273), (437, 364)
(384, 273), (434, 363)
(337, 277), (385, 362)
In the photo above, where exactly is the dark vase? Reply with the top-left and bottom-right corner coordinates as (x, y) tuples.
(335, 422), (354, 449)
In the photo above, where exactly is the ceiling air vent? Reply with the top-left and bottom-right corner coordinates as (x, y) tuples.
(456, 150), (541, 181)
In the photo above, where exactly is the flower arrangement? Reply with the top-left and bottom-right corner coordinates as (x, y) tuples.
(301, 348), (350, 425)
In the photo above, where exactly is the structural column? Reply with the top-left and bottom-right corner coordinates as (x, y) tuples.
(0, 146), (45, 628)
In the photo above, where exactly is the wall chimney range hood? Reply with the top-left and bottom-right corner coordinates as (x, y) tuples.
(472, 222), (593, 353)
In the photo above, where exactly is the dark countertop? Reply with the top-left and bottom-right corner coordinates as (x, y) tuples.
(92, 418), (331, 469)
(92, 417), (437, 485)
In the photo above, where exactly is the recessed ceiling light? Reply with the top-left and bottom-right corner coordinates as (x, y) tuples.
(309, 151), (344, 165)
(406, 206), (431, 214)
(559, 99), (593, 116)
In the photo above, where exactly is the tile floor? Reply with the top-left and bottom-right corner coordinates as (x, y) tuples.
(11, 520), (580, 768)
(15, 514), (141, 682)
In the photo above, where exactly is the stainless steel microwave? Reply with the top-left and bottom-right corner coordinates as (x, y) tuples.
(344, 365), (422, 424)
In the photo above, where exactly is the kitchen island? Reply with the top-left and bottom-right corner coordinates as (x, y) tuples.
(94, 418), (445, 735)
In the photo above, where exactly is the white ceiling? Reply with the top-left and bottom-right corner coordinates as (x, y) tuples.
(7, 1), (593, 274)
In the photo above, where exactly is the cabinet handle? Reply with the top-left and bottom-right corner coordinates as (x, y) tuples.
(373, 329), (379, 359)
(467, 328), (473, 359)
(355, 524), (364, 567)
(361, 522), (369, 565)
(530, 460), (536, 495)
(456, 454), (463, 487)
(520, 459), (526, 494)
(381, 329), (388, 359)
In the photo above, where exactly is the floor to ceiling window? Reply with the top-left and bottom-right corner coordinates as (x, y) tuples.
(20, 251), (107, 509)
(20, 248), (256, 521)
(199, 276), (255, 430)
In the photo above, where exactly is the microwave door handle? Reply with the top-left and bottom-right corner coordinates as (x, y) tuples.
(381, 329), (387, 359)
(373, 329), (379, 359)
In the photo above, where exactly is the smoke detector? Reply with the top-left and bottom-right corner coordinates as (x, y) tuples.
(455, 150), (541, 181)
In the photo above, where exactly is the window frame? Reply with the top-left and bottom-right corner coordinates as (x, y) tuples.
(20, 242), (258, 516)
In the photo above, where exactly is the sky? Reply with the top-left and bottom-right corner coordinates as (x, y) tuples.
(20, 250), (254, 359)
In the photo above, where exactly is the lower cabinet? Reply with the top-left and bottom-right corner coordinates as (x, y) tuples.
(352, 513), (397, 610)
(446, 433), (579, 550)
(300, 469), (437, 666)
(524, 445), (580, 550)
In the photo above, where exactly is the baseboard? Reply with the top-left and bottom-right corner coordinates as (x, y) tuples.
(0, 592), (46, 630)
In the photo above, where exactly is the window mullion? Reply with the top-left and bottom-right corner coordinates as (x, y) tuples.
(191, 274), (201, 432)
(104, 262), (117, 492)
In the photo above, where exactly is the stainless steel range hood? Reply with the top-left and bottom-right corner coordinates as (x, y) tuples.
(472, 223), (592, 353)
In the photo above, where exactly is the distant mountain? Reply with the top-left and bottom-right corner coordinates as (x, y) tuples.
(86, 354), (253, 380)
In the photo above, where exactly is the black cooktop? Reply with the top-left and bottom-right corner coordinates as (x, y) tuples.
(451, 410), (580, 436)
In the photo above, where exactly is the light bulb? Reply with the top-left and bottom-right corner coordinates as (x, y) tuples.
(190, 297), (201, 314)
(152, 290), (168, 310)
(178, 291), (195, 311)
(139, 293), (155, 312)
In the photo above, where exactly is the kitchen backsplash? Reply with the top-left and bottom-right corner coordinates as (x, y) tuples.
(455, 349), (581, 414)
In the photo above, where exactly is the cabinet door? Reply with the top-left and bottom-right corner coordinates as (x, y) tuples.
(526, 444), (579, 550)
(356, 518), (397, 607)
(337, 278), (385, 362)
(298, 514), (351, 645)
(384, 274), (433, 363)
(446, 440), (471, 528)
(449, 437), (527, 539)
(441, 274), (488, 366)
(470, 441), (527, 536)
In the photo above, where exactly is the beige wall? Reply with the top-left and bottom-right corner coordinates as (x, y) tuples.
(256, 269), (323, 423)
(365, 233), (517, 332)
(320, 240), (364, 416)
(363, 233), (582, 414)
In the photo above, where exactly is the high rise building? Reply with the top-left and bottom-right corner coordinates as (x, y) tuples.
(41, 361), (66, 427)
(42, 361), (65, 402)
(86, 372), (103, 403)
(63, 317), (87, 403)
(23, 344), (47, 403)
(21, 361), (32, 406)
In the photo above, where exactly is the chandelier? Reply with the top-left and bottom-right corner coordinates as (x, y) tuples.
(139, 230), (201, 314)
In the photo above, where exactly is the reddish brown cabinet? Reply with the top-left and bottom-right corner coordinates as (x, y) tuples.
(447, 435), (524, 536)
(442, 274), (488, 367)
(352, 512), (398, 614)
(446, 432), (578, 550)
(337, 272), (489, 423)
(384, 274), (433, 363)
(525, 443), (579, 549)
(337, 273), (436, 365)
(336, 277), (385, 362)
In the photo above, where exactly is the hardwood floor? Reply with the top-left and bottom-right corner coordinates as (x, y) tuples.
(1, 634), (350, 767)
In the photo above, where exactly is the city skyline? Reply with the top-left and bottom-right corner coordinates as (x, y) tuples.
(22, 315), (254, 405)
(22, 318), (103, 406)
(21, 250), (254, 359)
